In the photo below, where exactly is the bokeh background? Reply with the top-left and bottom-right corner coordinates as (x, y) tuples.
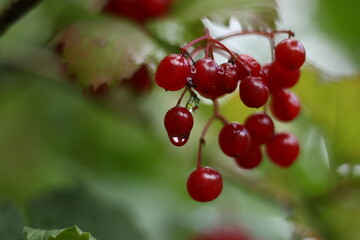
(0, 0), (359, 239)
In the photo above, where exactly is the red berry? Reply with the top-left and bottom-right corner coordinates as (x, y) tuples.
(103, 0), (147, 22)
(103, 0), (172, 22)
(270, 89), (301, 122)
(164, 106), (194, 146)
(218, 123), (251, 157)
(85, 83), (109, 99)
(275, 38), (306, 70)
(236, 54), (261, 76)
(122, 65), (152, 95)
(155, 54), (191, 91)
(143, 0), (172, 18)
(266, 133), (299, 167)
(192, 226), (256, 240)
(219, 62), (240, 94)
(244, 113), (274, 145)
(187, 167), (223, 202)
(235, 145), (262, 169)
(261, 63), (281, 94)
(192, 58), (224, 99)
(239, 76), (269, 108)
(268, 62), (300, 89)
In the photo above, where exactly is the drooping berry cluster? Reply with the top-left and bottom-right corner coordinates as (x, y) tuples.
(155, 29), (305, 202)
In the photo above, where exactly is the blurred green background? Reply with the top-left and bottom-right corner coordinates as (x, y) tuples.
(0, 0), (359, 239)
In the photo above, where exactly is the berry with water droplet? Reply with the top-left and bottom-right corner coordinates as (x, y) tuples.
(187, 166), (223, 202)
(164, 106), (193, 146)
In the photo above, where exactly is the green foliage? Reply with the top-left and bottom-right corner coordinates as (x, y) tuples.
(294, 69), (360, 166)
(59, 18), (157, 88)
(0, 0), (359, 239)
(24, 226), (97, 240)
(0, 201), (26, 240)
(26, 186), (143, 240)
(149, 0), (278, 46)
(172, 0), (278, 27)
(317, 0), (360, 64)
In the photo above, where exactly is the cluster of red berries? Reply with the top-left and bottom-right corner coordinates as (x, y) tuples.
(102, 0), (173, 23)
(156, 30), (305, 202)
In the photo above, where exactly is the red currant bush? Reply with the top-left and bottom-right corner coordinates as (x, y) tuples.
(164, 106), (194, 146)
(266, 133), (300, 167)
(155, 54), (191, 91)
(187, 167), (223, 202)
(154, 29), (305, 202)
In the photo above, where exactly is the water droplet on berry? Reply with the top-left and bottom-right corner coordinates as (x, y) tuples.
(169, 135), (189, 146)
(186, 94), (200, 113)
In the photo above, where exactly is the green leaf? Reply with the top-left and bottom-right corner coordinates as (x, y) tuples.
(172, 0), (278, 28)
(148, 0), (278, 47)
(293, 68), (360, 166)
(316, 0), (360, 64)
(23, 226), (97, 240)
(59, 18), (157, 88)
(27, 186), (144, 240)
(0, 201), (26, 240)
(147, 19), (204, 48)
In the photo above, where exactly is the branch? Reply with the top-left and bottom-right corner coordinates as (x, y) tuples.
(0, 0), (44, 36)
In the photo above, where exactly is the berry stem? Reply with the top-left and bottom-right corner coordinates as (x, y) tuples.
(189, 45), (230, 59)
(196, 99), (228, 169)
(181, 35), (209, 51)
(213, 99), (228, 125)
(210, 38), (237, 58)
(197, 115), (215, 169)
(176, 87), (189, 106)
(216, 30), (294, 41)
(268, 36), (276, 62)
(205, 28), (213, 59)
(181, 49), (196, 65)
